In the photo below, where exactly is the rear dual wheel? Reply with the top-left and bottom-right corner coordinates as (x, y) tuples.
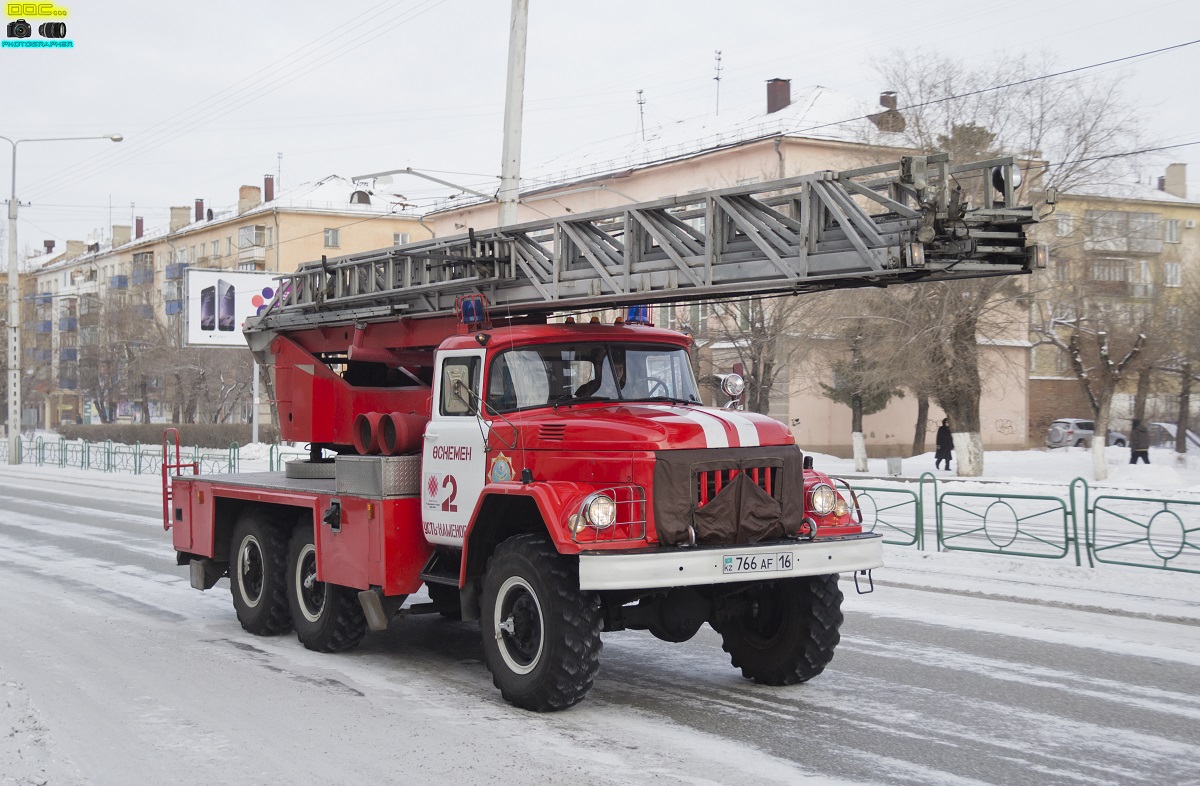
(286, 528), (367, 653)
(229, 511), (292, 635)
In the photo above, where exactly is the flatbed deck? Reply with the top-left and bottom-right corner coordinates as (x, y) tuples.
(174, 471), (334, 496)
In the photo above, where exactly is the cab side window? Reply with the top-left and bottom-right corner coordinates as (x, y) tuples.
(440, 357), (480, 416)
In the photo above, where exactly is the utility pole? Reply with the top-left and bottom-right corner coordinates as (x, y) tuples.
(713, 50), (723, 116)
(497, 0), (529, 227)
(637, 89), (646, 141)
(277, 152), (283, 192)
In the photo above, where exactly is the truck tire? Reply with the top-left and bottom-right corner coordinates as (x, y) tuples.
(480, 534), (602, 712)
(229, 511), (293, 635)
(715, 574), (843, 685)
(286, 527), (367, 653)
(284, 459), (335, 480)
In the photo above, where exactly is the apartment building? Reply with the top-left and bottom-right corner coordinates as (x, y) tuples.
(1029, 164), (1200, 433)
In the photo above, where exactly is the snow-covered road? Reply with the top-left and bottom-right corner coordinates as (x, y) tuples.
(1, 465), (1198, 785)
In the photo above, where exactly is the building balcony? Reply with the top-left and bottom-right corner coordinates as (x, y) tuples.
(59, 317), (78, 332)
(60, 348), (78, 361)
(165, 299), (184, 316)
(238, 245), (266, 263)
(165, 263), (189, 280)
(131, 268), (155, 286)
(110, 275), (129, 290)
(35, 293), (53, 307)
(33, 320), (52, 334)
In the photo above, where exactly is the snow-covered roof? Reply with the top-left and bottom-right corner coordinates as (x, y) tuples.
(523, 84), (899, 189)
(1061, 180), (1198, 206)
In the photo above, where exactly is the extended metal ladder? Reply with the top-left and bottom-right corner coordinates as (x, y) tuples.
(247, 153), (1042, 334)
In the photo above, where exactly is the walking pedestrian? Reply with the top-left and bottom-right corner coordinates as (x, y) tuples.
(1129, 419), (1151, 464)
(935, 418), (954, 470)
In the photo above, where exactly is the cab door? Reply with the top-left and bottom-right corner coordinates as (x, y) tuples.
(422, 349), (487, 547)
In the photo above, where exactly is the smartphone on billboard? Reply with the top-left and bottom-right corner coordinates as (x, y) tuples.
(217, 278), (235, 331)
(200, 286), (216, 331)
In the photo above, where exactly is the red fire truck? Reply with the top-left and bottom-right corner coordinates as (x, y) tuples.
(164, 154), (1041, 710)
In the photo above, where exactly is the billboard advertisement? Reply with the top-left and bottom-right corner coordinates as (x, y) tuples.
(184, 269), (278, 347)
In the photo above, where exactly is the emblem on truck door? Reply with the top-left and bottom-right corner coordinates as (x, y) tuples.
(489, 453), (514, 483)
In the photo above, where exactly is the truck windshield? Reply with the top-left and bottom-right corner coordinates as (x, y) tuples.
(485, 342), (701, 413)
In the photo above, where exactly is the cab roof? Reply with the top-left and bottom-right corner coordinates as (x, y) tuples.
(438, 322), (693, 353)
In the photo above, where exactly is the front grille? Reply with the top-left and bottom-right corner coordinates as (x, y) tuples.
(696, 466), (777, 508)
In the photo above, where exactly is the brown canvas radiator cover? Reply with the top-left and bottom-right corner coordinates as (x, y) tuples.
(653, 446), (806, 546)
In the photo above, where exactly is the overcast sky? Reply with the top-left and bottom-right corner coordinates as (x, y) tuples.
(3, 0), (1197, 256)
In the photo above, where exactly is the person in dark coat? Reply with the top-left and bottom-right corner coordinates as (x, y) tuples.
(935, 418), (954, 470)
(1129, 419), (1151, 464)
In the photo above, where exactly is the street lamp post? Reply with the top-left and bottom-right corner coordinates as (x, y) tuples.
(3, 133), (122, 464)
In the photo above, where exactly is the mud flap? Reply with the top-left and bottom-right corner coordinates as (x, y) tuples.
(189, 559), (225, 591)
(357, 588), (407, 632)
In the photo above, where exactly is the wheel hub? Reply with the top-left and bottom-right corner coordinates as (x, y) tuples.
(237, 536), (265, 607)
(493, 576), (544, 675)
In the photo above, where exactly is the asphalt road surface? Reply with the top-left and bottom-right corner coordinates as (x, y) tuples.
(2, 468), (1198, 786)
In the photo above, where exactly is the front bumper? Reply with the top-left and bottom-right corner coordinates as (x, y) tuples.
(577, 533), (883, 591)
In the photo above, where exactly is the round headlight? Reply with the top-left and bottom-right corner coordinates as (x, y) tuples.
(809, 483), (837, 516)
(584, 494), (617, 529)
(720, 373), (745, 398)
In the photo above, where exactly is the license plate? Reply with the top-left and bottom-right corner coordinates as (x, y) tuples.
(722, 552), (793, 575)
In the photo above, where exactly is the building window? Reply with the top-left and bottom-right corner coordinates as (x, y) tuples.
(238, 225), (266, 249)
(1055, 212), (1073, 237)
(189, 245), (196, 262)
(212, 240), (220, 258)
(1166, 306), (1181, 328)
(1165, 219), (1181, 244)
(226, 236), (233, 256)
(1165, 262), (1181, 288)
(266, 226), (274, 248)
(1084, 210), (1163, 254)
(1089, 258), (1128, 283)
(324, 228), (340, 248)
(393, 232), (410, 246)
(1055, 347), (1070, 373)
(1132, 260), (1152, 297)
(1054, 259), (1070, 282)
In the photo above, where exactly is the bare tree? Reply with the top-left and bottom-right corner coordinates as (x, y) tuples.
(859, 49), (1145, 475)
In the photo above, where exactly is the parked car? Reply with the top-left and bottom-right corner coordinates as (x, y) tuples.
(1045, 418), (1127, 448)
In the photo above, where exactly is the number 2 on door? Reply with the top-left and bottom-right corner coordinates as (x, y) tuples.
(441, 474), (458, 512)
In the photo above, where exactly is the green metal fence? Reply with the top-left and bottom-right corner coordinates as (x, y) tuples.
(852, 484), (924, 548)
(841, 472), (1198, 574)
(1090, 493), (1200, 574)
(0, 435), (242, 476)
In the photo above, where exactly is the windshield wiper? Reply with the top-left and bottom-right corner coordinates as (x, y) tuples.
(552, 394), (614, 410)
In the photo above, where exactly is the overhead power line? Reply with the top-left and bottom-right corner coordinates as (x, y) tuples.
(788, 38), (1200, 138)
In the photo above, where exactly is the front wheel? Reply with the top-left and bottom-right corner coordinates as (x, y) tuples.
(480, 534), (602, 712)
(714, 574), (843, 685)
(286, 528), (367, 653)
(1114, 439), (1126, 447)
